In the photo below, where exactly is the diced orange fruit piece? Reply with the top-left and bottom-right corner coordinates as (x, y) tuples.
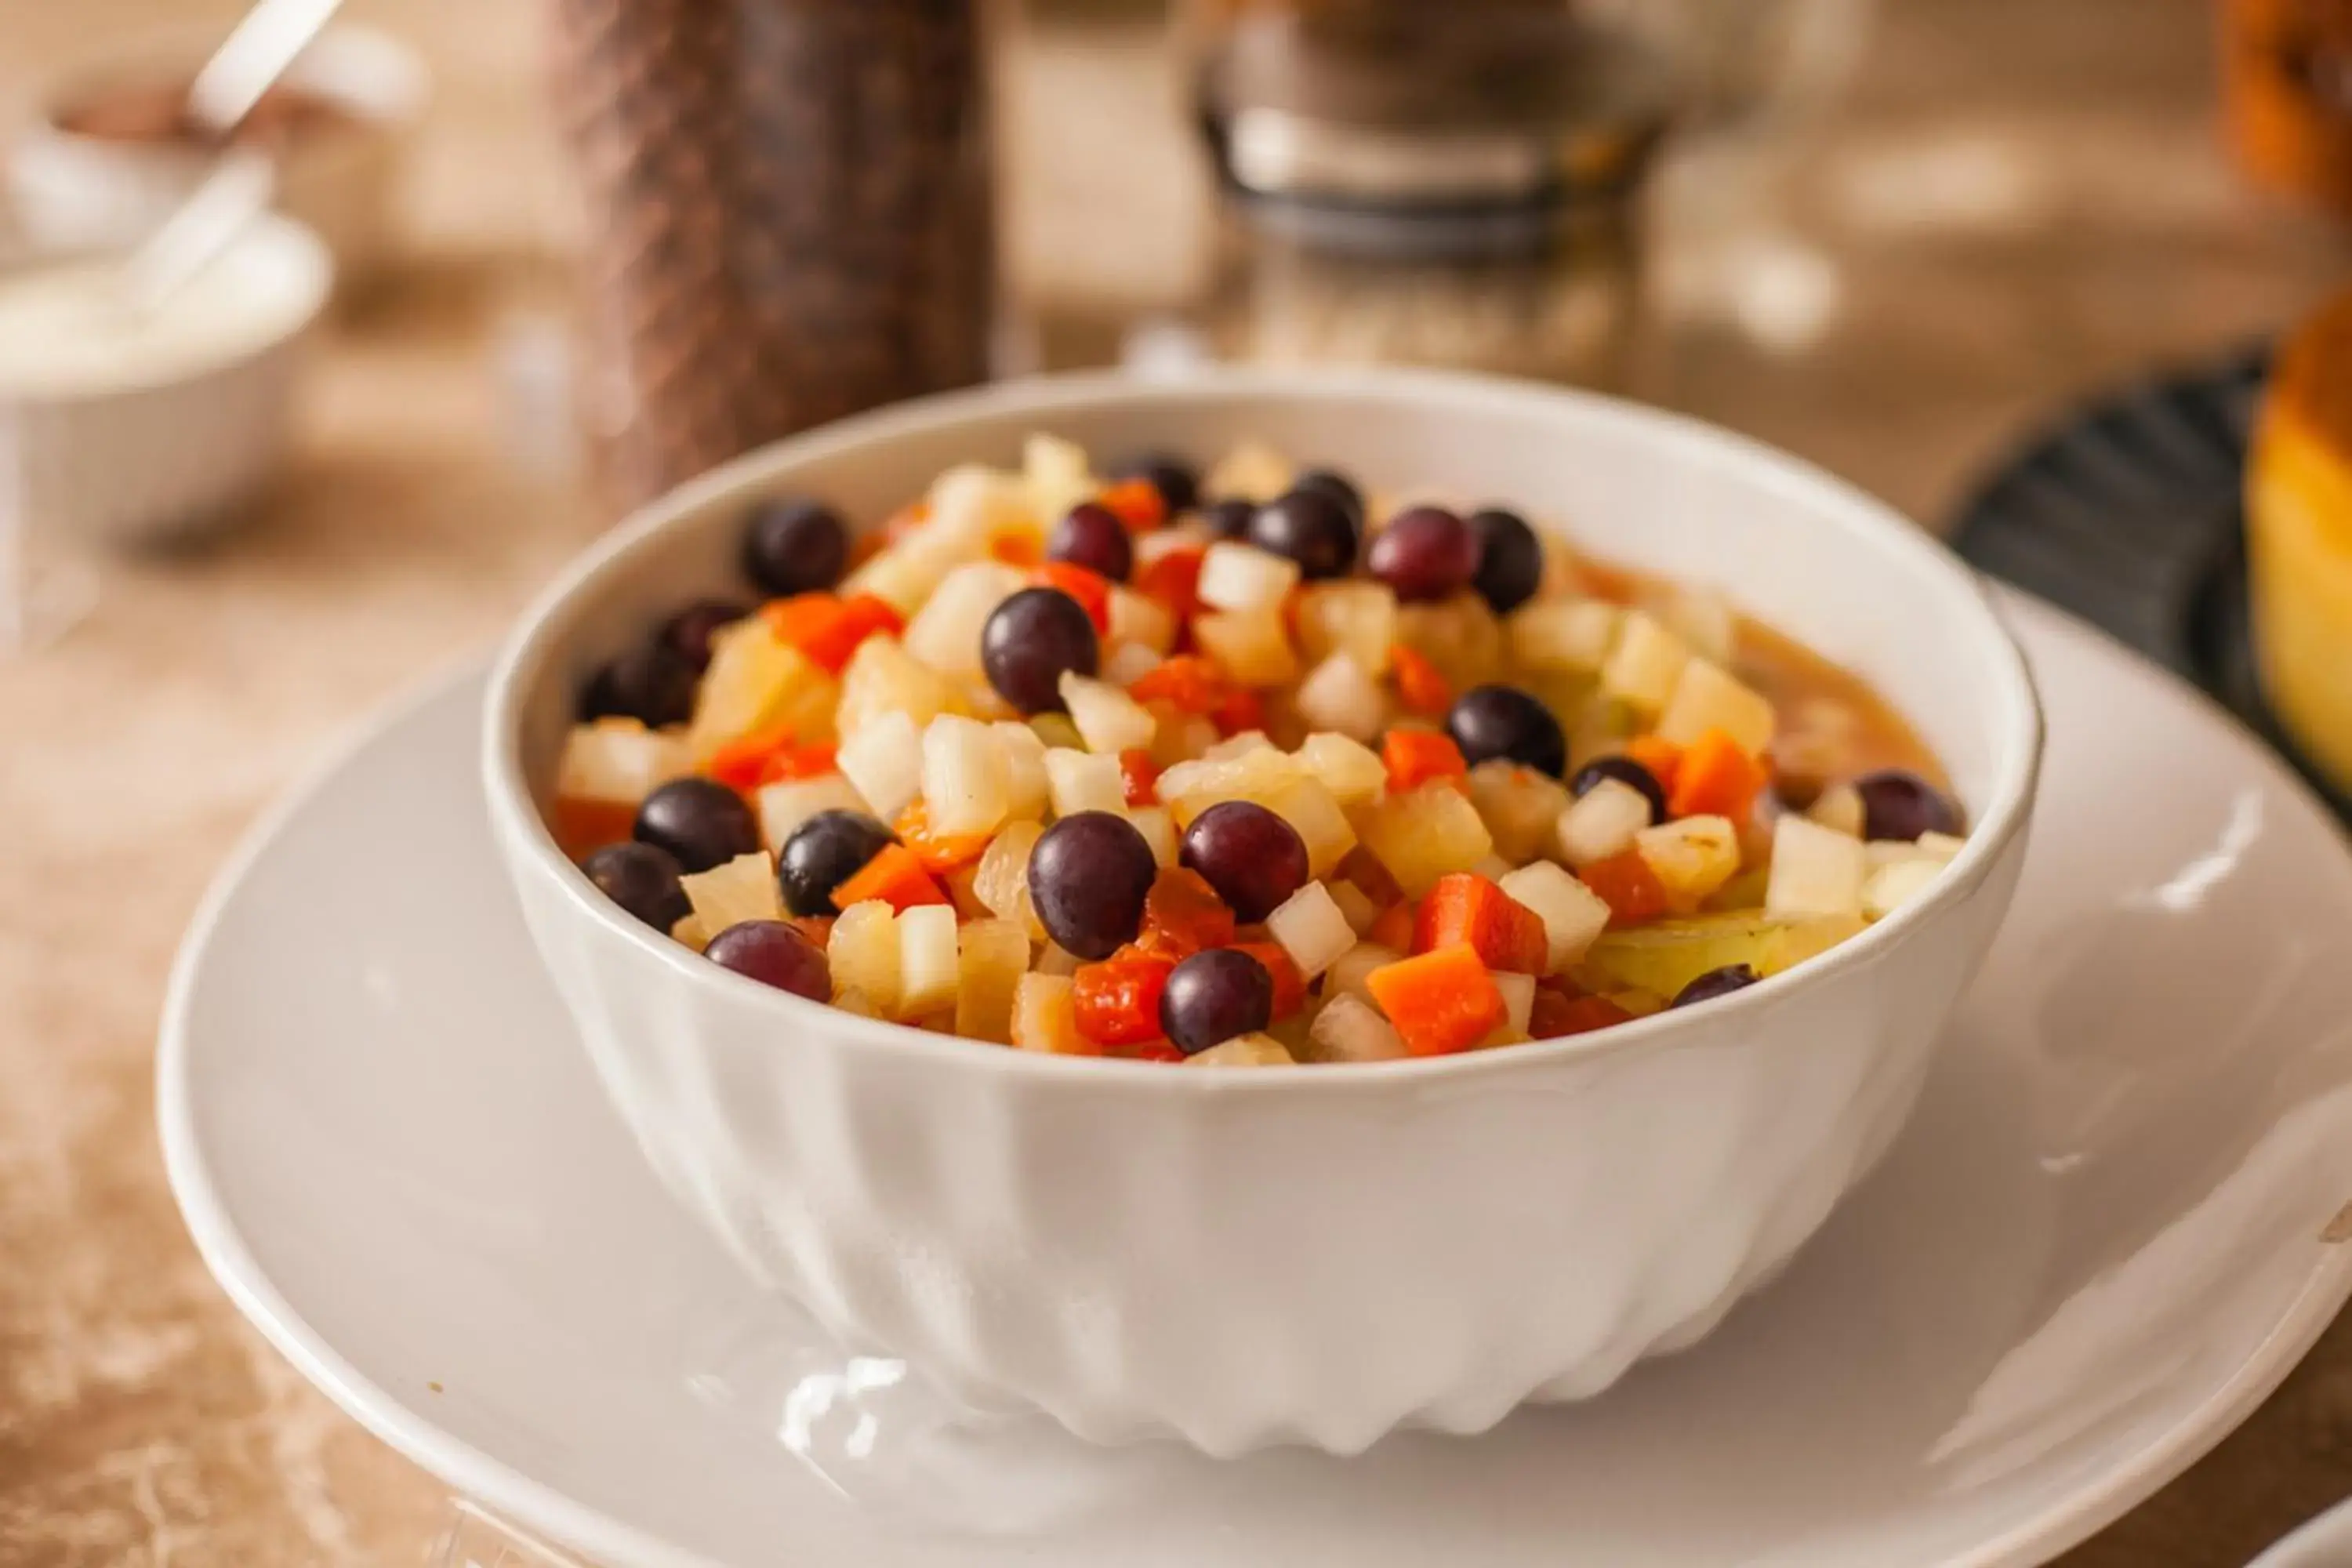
(1135, 545), (1207, 622)
(1211, 685), (1265, 736)
(757, 740), (839, 786)
(704, 723), (803, 792)
(1233, 941), (1308, 1020)
(1072, 949), (1177, 1046)
(1382, 728), (1468, 792)
(1365, 945), (1508, 1057)
(833, 843), (950, 914)
(1666, 727), (1768, 824)
(989, 528), (1044, 567)
(1534, 989), (1635, 1039)
(1623, 735), (1684, 796)
(1140, 866), (1236, 957)
(761, 592), (840, 648)
(1412, 872), (1550, 975)
(1120, 748), (1160, 806)
(1099, 477), (1167, 532)
(800, 593), (905, 675)
(1367, 900), (1415, 950)
(893, 800), (996, 875)
(1031, 562), (1114, 635)
(1389, 643), (1451, 717)
(1129, 653), (1224, 714)
(1579, 849), (1671, 928)
(553, 796), (638, 860)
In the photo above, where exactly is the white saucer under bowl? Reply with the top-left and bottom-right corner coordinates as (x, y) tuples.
(160, 592), (2352, 1568)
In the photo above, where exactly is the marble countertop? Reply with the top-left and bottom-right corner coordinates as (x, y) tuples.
(6, 0), (2352, 1563)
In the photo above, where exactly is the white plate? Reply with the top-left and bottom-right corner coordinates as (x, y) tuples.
(160, 593), (2352, 1568)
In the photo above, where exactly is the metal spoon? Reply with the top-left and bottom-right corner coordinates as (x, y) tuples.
(183, 0), (350, 139)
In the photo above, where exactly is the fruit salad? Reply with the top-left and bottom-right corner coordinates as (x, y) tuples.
(550, 436), (1967, 1065)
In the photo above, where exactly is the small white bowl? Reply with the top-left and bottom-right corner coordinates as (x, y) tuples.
(0, 216), (332, 547)
(6, 24), (427, 283)
(483, 370), (2043, 1456)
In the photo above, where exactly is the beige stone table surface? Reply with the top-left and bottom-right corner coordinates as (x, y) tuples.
(5, 1), (2352, 1563)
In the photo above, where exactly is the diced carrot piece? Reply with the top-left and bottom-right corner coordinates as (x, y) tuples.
(1233, 941), (1308, 1020)
(892, 800), (996, 875)
(989, 527), (1044, 567)
(1135, 544), (1207, 622)
(1367, 900), (1416, 950)
(1140, 866), (1237, 957)
(1623, 735), (1684, 796)
(1098, 477), (1167, 533)
(1073, 949), (1177, 1046)
(1211, 685), (1265, 737)
(791, 914), (837, 949)
(1412, 872), (1550, 975)
(1534, 992), (1634, 1039)
(553, 796), (638, 860)
(1666, 728), (1768, 824)
(757, 740), (838, 786)
(1579, 849), (1671, 928)
(1032, 562), (1114, 635)
(1365, 945), (1508, 1057)
(1389, 643), (1451, 717)
(797, 593), (906, 675)
(760, 592), (841, 648)
(833, 843), (950, 914)
(1119, 748), (1160, 806)
(1382, 729), (1468, 792)
(1129, 653), (1224, 714)
(705, 723), (801, 793)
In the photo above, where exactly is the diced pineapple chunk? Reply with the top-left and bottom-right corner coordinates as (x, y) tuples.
(1634, 814), (1741, 906)
(1202, 729), (1276, 761)
(1294, 580), (1399, 675)
(1327, 877), (1381, 936)
(1157, 747), (1305, 824)
(557, 719), (690, 804)
(895, 905), (960, 1018)
(1471, 854), (1515, 882)
(1123, 806), (1178, 867)
(1198, 542), (1301, 613)
(1497, 861), (1611, 972)
(1656, 659), (1776, 757)
(1599, 611), (1691, 715)
(836, 635), (967, 740)
(1863, 856), (1945, 919)
(975, 821), (1047, 938)
(837, 711), (924, 822)
(1036, 943), (1083, 977)
(1359, 782), (1494, 897)
(990, 722), (1051, 821)
(681, 851), (783, 931)
(1294, 731), (1387, 807)
(1011, 972), (1091, 1054)
(1186, 1032), (1295, 1066)
(670, 912), (710, 952)
(922, 715), (1012, 837)
(689, 623), (838, 762)
(1305, 992), (1408, 1063)
(1577, 911), (1864, 1000)
(757, 773), (873, 852)
(1765, 815), (1869, 920)
(1024, 433), (1098, 524)
(1045, 747), (1126, 816)
(1203, 441), (1294, 503)
(1102, 642), (1163, 688)
(1394, 593), (1507, 689)
(1265, 881), (1356, 978)
(1146, 705), (1220, 769)
(1467, 760), (1573, 864)
(1029, 711), (1083, 751)
(1292, 652), (1386, 742)
(1265, 776), (1358, 877)
(829, 901), (902, 1016)
(1108, 587), (1177, 655)
(1807, 782), (1865, 837)
(1649, 586), (1737, 666)
(954, 918), (1029, 1043)
(1508, 596), (1621, 673)
(902, 561), (1024, 681)
(1490, 971), (1537, 1040)
(1327, 942), (1404, 1008)
(1060, 673), (1159, 754)
(1194, 605), (1300, 688)
(1557, 777), (1652, 866)
(1867, 830), (1965, 868)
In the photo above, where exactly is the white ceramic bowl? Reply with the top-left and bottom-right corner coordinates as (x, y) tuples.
(483, 370), (2042, 1456)
(6, 24), (426, 283)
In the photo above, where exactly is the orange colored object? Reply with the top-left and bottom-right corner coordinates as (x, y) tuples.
(708, 728), (837, 793)
(1574, 560), (1640, 604)
(1579, 849), (1671, 928)
(1413, 873), (1549, 975)
(791, 914), (837, 949)
(1129, 653), (1224, 713)
(1364, 945), (1507, 1057)
(989, 528), (1044, 567)
(2225, 0), (2352, 214)
(1031, 562), (1114, 635)
(1135, 543), (1207, 622)
(1623, 735), (1684, 796)
(1072, 949), (1177, 1046)
(1119, 748), (1160, 806)
(552, 795), (638, 860)
(1140, 866), (1237, 957)
(1232, 941), (1307, 1020)
(833, 843), (950, 913)
(847, 532), (887, 571)
(1534, 991), (1634, 1039)
(760, 592), (840, 648)
(1121, 1041), (1188, 1064)
(801, 593), (906, 674)
(1666, 728), (1767, 823)
(1382, 728), (1468, 791)
(757, 740), (839, 786)
(1389, 643), (1451, 717)
(892, 800), (996, 875)
(1367, 900), (1416, 951)
(1210, 685), (1265, 738)
(1098, 477), (1168, 532)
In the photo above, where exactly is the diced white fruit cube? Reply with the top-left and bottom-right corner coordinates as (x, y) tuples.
(837, 634), (966, 739)
(1307, 992), (1408, 1063)
(1293, 652), (1386, 742)
(1103, 642), (1163, 688)
(1656, 659), (1776, 756)
(1295, 731), (1388, 806)
(1193, 605), (1299, 687)
(1157, 747), (1305, 822)
(1187, 1032), (1295, 1066)
(681, 851), (783, 931)
(1359, 783), (1494, 897)
(1327, 877), (1381, 936)
(558, 719), (690, 804)
(1508, 597), (1621, 672)
(895, 905), (961, 1018)
(690, 624), (838, 761)
(1491, 971), (1537, 1038)
(1011, 972), (1089, 1054)
(1045, 748), (1126, 816)
(1197, 542), (1301, 613)
(1497, 862), (1611, 972)
(1123, 806), (1178, 867)
(1807, 782), (1865, 837)
(1060, 672), (1159, 754)
(1024, 433), (1098, 523)
(1294, 580), (1399, 674)
(1766, 815), (1869, 919)
(902, 561), (1024, 681)
(1651, 586), (1736, 665)
(1108, 587), (1177, 655)
(1599, 611), (1692, 715)
(991, 722), (1051, 820)
(1634, 815), (1741, 905)
(1203, 441), (1294, 503)
(955, 918), (1029, 1043)
(1036, 942), (1083, 977)
(1265, 776), (1359, 877)
(1866, 829), (1965, 867)
(975, 820), (1046, 938)
(1863, 856), (1946, 919)
(828, 901), (902, 1016)
(1327, 942), (1404, 1008)
(757, 773), (873, 852)
(1557, 778), (1652, 867)
(1265, 882), (1356, 978)
(922, 715), (1012, 837)
(1202, 729), (1276, 761)
(837, 710), (924, 822)
(1395, 593), (1506, 688)
(1467, 760), (1573, 864)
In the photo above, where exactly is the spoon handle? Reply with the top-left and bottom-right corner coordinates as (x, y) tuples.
(118, 151), (278, 315)
(183, 0), (349, 137)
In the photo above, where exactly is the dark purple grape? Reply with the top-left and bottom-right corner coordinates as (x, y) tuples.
(1047, 501), (1134, 582)
(742, 498), (848, 597)
(1569, 755), (1668, 824)
(706, 919), (831, 1000)
(1447, 684), (1567, 779)
(1249, 487), (1361, 580)
(1673, 964), (1759, 1008)
(1160, 948), (1275, 1054)
(1027, 811), (1158, 960)
(659, 598), (750, 672)
(1369, 506), (1481, 603)
(779, 810), (896, 916)
(1200, 498), (1256, 540)
(634, 779), (760, 873)
(583, 841), (691, 931)
(1112, 452), (1199, 515)
(579, 642), (697, 728)
(1179, 801), (1308, 923)
(1291, 467), (1365, 527)
(982, 587), (1099, 714)
(1468, 507), (1544, 613)
(1851, 770), (1962, 842)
